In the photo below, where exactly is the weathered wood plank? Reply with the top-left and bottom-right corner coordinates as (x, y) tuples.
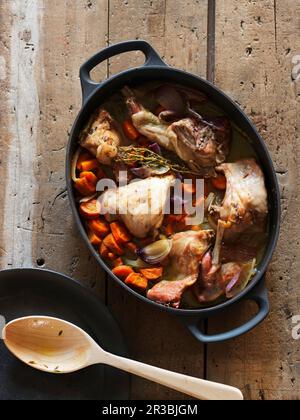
(107, 0), (209, 400)
(206, 0), (300, 400)
(0, 0), (109, 293)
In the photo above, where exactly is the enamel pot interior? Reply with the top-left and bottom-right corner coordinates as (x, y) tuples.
(66, 65), (281, 319)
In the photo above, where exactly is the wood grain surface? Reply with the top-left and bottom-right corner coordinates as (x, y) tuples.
(0, 0), (299, 400)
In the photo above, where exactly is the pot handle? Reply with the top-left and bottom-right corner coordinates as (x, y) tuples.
(80, 40), (167, 104)
(180, 279), (270, 344)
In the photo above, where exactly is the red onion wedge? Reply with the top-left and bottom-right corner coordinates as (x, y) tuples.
(137, 239), (172, 265)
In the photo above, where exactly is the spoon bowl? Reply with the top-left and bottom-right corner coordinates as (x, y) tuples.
(3, 317), (100, 374)
(3, 316), (244, 400)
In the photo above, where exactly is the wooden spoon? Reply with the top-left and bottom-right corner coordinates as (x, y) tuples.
(2, 316), (243, 401)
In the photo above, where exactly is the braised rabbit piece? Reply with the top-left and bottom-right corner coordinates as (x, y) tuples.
(73, 81), (269, 309)
(123, 86), (231, 175)
(80, 109), (122, 166)
(147, 230), (214, 308)
(100, 175), (176, 239)
(211, 159), (268, 238)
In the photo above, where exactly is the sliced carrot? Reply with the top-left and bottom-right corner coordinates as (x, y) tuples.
(125, 241), (138, 254)
(80, 159), (100, 172)
(140, 267), (163, 281)
(88, 219), (110, 238)
(190, 225), (202, 231)
(80, 171), (98, 184)
(165, 223), (175, 237)
(123, 120), (140, 141)
(211, 175), (227, 190)
(103, 233), (124, 256)
(77, 151), (94, 170)
(88, 231), (102, 246)
(75, 177), (96, 196)
(165, 214), (184, 224)
(111, 257), (124, 268)
(125, 273), (148, 292)
(112, 265), (135, 280)
(99, 242), (110, 259)
(107, 252), (117, 261)
(80, 199), (101, 220)
(111, 222), (132, 245)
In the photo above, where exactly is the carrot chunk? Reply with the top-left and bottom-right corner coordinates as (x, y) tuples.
(211, 175), (227, 190)
(80, 159), (100, 172)
(77, 152), (94, 170)
(165, 223), (175, 237)
(103, 233), (124, 256)
(125, 242), (138, 254)
(112, 265), (135, 280)
(125, 273), (148, 292)
(88, 231), (102, 246)
(111, 222), (132, 245)
(123, 120), (140, 141)
(80, 171), (98, 184)
(80, 199), (101, 220)
(111, 257), (124, 268)
(99, 242), (110, 259)
(75, 177), (96, 196)
(88, 219), (110, 238)
(139, 267), (163, 281)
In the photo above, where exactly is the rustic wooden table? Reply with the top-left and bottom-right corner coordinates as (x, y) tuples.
(1, 0), (299, 400)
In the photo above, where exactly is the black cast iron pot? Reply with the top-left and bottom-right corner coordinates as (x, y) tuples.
(66, 41), (281, 344)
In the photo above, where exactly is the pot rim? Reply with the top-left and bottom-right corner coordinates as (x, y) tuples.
(66, 65), (281, 317)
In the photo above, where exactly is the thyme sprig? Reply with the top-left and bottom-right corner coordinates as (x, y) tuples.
(116, 146), (200, 175)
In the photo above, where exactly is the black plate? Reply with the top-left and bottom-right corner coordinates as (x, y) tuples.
(0, 269), (130, 400)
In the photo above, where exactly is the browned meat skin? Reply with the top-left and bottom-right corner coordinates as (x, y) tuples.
(170, 116), (231, 172)
(123, 87), (231, 176)
(80, 109), (122, 165)
(195, 250), (243, 303)
(147, 277), (196, 309)
(221, 242), (257, 264)
(147, 230), (214, 308)
(100, 175), (176, 239)
(212, 159), (268, 239)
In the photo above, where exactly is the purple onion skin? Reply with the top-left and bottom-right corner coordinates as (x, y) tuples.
(131, 166), (153, 179)
(136, 248), (158, 266)
(148, 143), (162, 155)
(175, 172), (184, 182)
(225, 272), (241, 297)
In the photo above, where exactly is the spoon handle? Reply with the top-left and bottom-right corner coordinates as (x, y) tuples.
(100, 352), (243, 400)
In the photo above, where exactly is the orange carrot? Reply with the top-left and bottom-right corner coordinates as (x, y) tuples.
(99, 243), (110, 259)
(125, 242), (138, 254)
(75, 177), (96, 196)
(80, 171), (98, 184)
(111, 257), (124, 268)
(140, 267), (163, 281)
(111, 222), (132, 245)
(88, 231), (102, 246)
(80, 159), (100, 172)
(88, 219), (110, 238)
(165, 223), (175, 237)
(103, 233), (124, 256)
(123, 120), (140, 141)
(211, 175), (227, 190)
(76, 151), (94, 170)
(112, 265), (135, 280)
(80, 199), (101, 220)
(125, 273), (148, 292)
(107, 252), (117, 261)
